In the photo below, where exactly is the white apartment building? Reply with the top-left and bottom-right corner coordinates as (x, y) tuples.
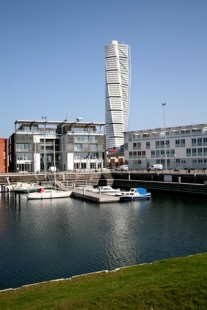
(105, 40), (131, 149)
(124, 123), (207, 170)
(9, 119), (106, 173)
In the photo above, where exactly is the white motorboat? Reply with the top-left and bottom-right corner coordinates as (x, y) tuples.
(119, 188), (151, 201)
(27, 188), (72, 200)
(92, 186), (121, 195)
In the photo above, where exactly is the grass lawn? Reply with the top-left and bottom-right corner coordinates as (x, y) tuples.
(0, 252), (207, 309)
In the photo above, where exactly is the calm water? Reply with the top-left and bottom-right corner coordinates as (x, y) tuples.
(0, 192), (207, 290)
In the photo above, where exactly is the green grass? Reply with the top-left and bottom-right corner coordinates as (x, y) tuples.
(0, 253), (207, 309)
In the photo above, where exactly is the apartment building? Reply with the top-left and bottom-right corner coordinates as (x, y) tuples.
(124, 123), (207, 170)
(0, 138), (9, 173)
(9, 119), (106, 172)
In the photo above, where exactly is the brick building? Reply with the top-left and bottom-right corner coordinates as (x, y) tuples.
(0, 138), (9, 173)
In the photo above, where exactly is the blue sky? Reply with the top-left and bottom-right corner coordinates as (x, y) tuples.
(1, 0), (207, 138)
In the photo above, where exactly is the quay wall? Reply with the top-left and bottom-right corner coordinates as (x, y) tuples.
(1, 172), (207, 196)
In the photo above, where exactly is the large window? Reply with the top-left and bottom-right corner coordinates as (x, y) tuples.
(90, 144), (98, 151)
(74, 144), (82, 151)
(16, 143), (29, 151)
(16, 152), (33, 160)
(192, 148), (197, 156)
(181, 139), (185, 147)
(192, 138), (196, 146)
(186, 148), (191, 156)
(197, 138), (202, 146)
(175, 140), (180, 147)
(198, 148), (202, 156)
(146, 142), (150, 149)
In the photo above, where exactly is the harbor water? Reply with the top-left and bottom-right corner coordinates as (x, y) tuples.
(0, 192), (207, 290)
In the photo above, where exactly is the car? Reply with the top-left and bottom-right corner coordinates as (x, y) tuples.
(115, 165), (128, 171)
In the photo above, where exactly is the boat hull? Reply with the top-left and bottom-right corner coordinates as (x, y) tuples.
(120, 194), (151, 201)
(27, 190), (72, 200)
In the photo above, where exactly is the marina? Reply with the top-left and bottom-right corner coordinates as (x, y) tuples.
(0, 188), (207, 291)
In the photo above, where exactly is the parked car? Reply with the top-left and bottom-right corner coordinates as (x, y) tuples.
(48, 166), (57, 172)
(148, 164), (163, 171)
(115, 165), (128, 171)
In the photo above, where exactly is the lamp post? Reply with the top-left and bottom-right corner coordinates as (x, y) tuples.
(174, 154), (176, 171)
(42, 116), (47, 173)
(162, 103), (167, 172)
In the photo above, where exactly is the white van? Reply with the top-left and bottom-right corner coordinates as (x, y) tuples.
(148, 164), (163, 171)
(48, 166), (57, 172)
(115, 165), (128, 171)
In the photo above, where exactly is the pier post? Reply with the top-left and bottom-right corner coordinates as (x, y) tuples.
(178, 177), (181, 183)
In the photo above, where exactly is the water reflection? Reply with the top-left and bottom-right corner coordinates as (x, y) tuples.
(0, 192), (207, 290)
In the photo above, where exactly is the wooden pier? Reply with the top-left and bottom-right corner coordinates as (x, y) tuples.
(71, 188), (120, 203)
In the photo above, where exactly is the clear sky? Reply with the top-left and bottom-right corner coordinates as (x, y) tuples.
(1, 0), (207, 138)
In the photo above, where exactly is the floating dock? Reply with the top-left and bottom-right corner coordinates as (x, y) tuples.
(71, 188), (120, 203)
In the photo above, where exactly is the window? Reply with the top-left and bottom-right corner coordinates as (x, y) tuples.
(197, 138), (202, 146)
(74, 144), (82, 151)
(204, 148), (207, 156)
(203, 138), (207, 146)
(192, 159), (197, 166)
(124, 143), (128, 150)
(138, 151), (141, 158)
(198, 159), (203, 166)
(155, 141), (159, 148)
(192, 138), (196, 146)
(156, 150), (160, 157)
(16, 143), (29, 151)
(142, 151), (146, 157)
(133, 143), (137, 150)
(198, 148), (202, 156)
(90, 144), (98, 151)
(175, 140), (180, 147)
(128, 134), (132, 141)
(192, 148), (197, 156)
(186, 148), (191, 156)
(166, 140), (170, 148)
(146, 142), (150, 149)
(160, 150), (165, 156)
(160, 141), (165, 148)
(151, 150), (155, 158)
(170, 149), (175, 156)
(181, 139), (185, 147)
(133, 151), (137, 158)
(129, 151), (132, 159)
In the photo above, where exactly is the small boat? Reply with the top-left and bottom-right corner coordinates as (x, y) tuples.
(27, 188), (72, 200)
(12, 182), (44, 193)
(119, 188), (151, 201)
(92, 186), (121, 195)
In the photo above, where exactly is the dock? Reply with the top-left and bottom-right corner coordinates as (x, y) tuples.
(71, 188), (120, 203)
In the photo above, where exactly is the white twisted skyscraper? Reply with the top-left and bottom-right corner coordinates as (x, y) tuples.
(105, 40), (131, 149)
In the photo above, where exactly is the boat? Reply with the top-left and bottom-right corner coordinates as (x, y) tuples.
(119, 188), (151, 201)
(91, 186), (121, 195)
(27, 188), (72, 200)
(12, 182), (45, 193)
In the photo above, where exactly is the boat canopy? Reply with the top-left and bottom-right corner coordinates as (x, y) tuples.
(137, 188), (147, 195)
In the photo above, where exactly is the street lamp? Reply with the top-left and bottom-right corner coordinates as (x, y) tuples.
(42, 116), (47, 173)
(162, 103), (167, 172)
(174, 154), (176, 171)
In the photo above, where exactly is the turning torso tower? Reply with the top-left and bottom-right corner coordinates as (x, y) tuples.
(105, 40), (131, 149)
